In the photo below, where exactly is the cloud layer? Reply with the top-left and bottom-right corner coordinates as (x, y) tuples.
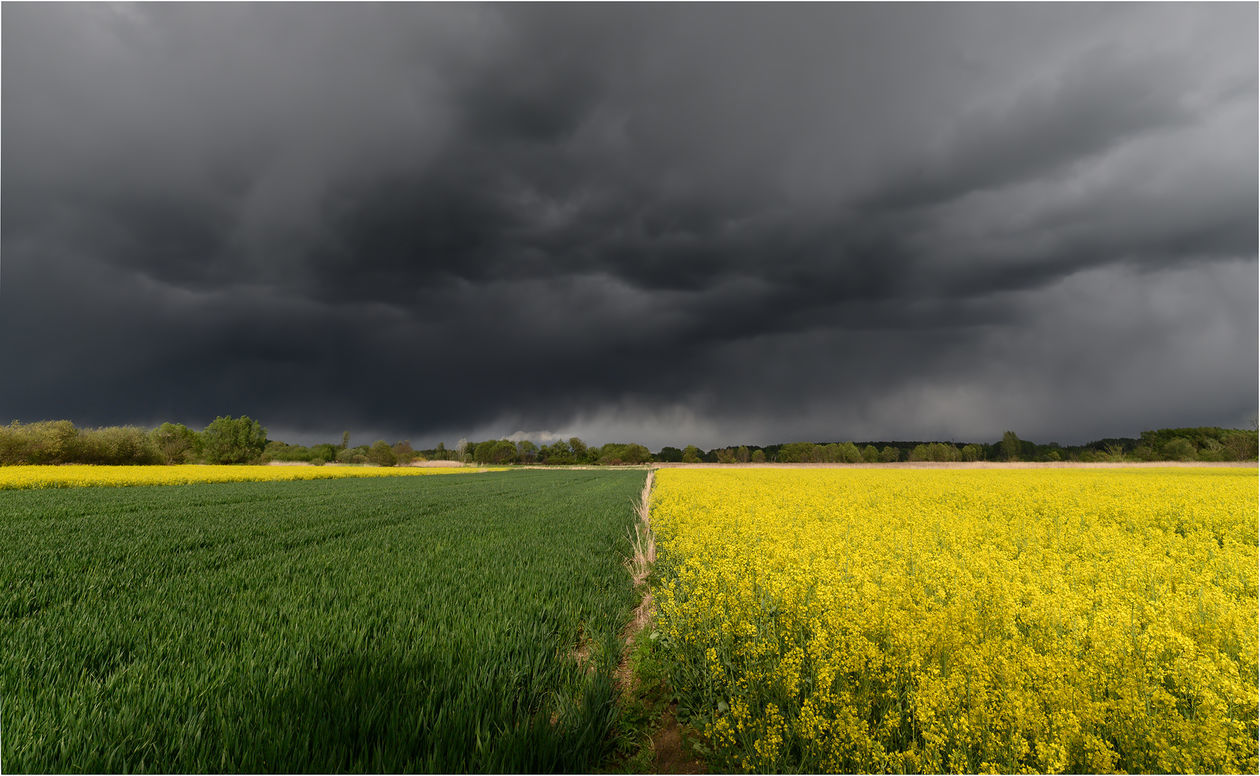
(3, 3), (1256, 447)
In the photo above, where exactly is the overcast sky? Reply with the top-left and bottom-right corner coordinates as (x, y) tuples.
(3, 3), (1256, 449)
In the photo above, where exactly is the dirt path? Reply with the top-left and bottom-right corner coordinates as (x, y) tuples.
(612, 469), (707, 774)
(615, 469), (655, 692)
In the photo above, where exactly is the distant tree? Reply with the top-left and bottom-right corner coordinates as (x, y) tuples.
(1103, 443), (1127, 462)
(457, 438), (469, 463)
(569, 437), (588, 461)
(751, 449), (766, 463)
(262, 440), (309, 463)
(309, 443), (338, 465)
(517, 440), (539, 463)
(341, 431), (351, 450)
(473, 441), (496, 464)
(1162, 437), (1196, 462)
(736, 445), (751, 463)
(337, 445), (368, 464)
(960, 443), (984, 462)
(681, 445), (702, 463)
(491, 440), (519, 464)
(434, 441), (447, 460)
(201, 416), (267, 464)
(542, 440), (574, 465)
(862, 444), (880, 463)
(1000, 431), (1022, 462)
(879, 445), (900, 463)
(9, 420), (79, 464)
(80, 425), (162, 465)
(716, 447), (737, 464)
(656, 446), (684, 463)
(837, 442), (863, 464)
(368, 440), (398, 466)
(151, 422), (201, 464)
(1223, 430), (1258, 461)
(909, 442), (961, 463)
(778, 442), (824, 463)
(621, 444), (651, 465)
(391, 441), (416, 464)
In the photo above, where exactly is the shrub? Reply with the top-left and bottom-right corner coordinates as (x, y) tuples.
(0, 420), (79, 464)
(367, 440), (397, 467)
(910, 442), (962, 463)
(151, 423), (201, 464)
(391, 441), (416, 465)
(201, 416), (267, 464)
(1162, 437), (1196, 462)
(79, 426), (162, 465)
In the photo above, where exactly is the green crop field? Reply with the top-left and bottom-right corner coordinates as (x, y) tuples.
(2, 469), (646, 773)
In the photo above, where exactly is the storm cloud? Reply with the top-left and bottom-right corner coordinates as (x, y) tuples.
(3, 3), (1256, 448)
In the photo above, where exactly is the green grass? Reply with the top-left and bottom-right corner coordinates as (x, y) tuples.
(1, 469), (646, 772)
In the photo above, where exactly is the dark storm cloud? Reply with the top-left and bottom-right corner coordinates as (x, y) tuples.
(3, 3), (1255, 448)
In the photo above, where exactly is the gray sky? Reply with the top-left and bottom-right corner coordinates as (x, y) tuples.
(3, 3), (1256, 448)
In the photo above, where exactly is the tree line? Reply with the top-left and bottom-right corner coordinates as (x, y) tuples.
(0, 417), (410, 467)
(1, 419), (1255, 467)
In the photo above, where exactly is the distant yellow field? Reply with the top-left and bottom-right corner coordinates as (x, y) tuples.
(0, 464), (492, 489)
(651, 468), (1259, 773)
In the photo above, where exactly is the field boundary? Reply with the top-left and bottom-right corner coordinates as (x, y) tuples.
(657, 460), (1257, 469)
(618, 468), (656, 684)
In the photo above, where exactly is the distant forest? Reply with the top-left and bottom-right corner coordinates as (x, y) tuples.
(1, 417), (1256, 466)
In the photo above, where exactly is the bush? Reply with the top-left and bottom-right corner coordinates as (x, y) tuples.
(152, 423), (201, 464)
(309, 444), (338, 465)
(391, 441), (416, 465)
(837, 442), (863, 464)
(0, 420), (79, 464)
(1162, 438), (1196, 462)
(367, 440), (397, 467)
(201, 416), (267, 464)
(336, 446), (368, 464)
(79, 426), (162, 465)
(778, 442), (824, 463)
(910, 442), (962, 463)
(657, 446), (684, 463)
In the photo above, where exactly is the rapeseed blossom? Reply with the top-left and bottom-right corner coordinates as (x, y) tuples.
(651, 468), (1258, 773)
(0, 464), (492, 489)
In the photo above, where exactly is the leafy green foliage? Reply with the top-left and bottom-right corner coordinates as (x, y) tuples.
(909, 442), (963, 462)
(200, 415), (267, 464)
(367, 439), (397, 466)
(150, 423), (201, 464)
(1, 470), (644, 772)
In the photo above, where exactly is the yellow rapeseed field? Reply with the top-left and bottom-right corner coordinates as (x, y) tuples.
(0, 464), (491, 489)
(650, 468), (1258, 773)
